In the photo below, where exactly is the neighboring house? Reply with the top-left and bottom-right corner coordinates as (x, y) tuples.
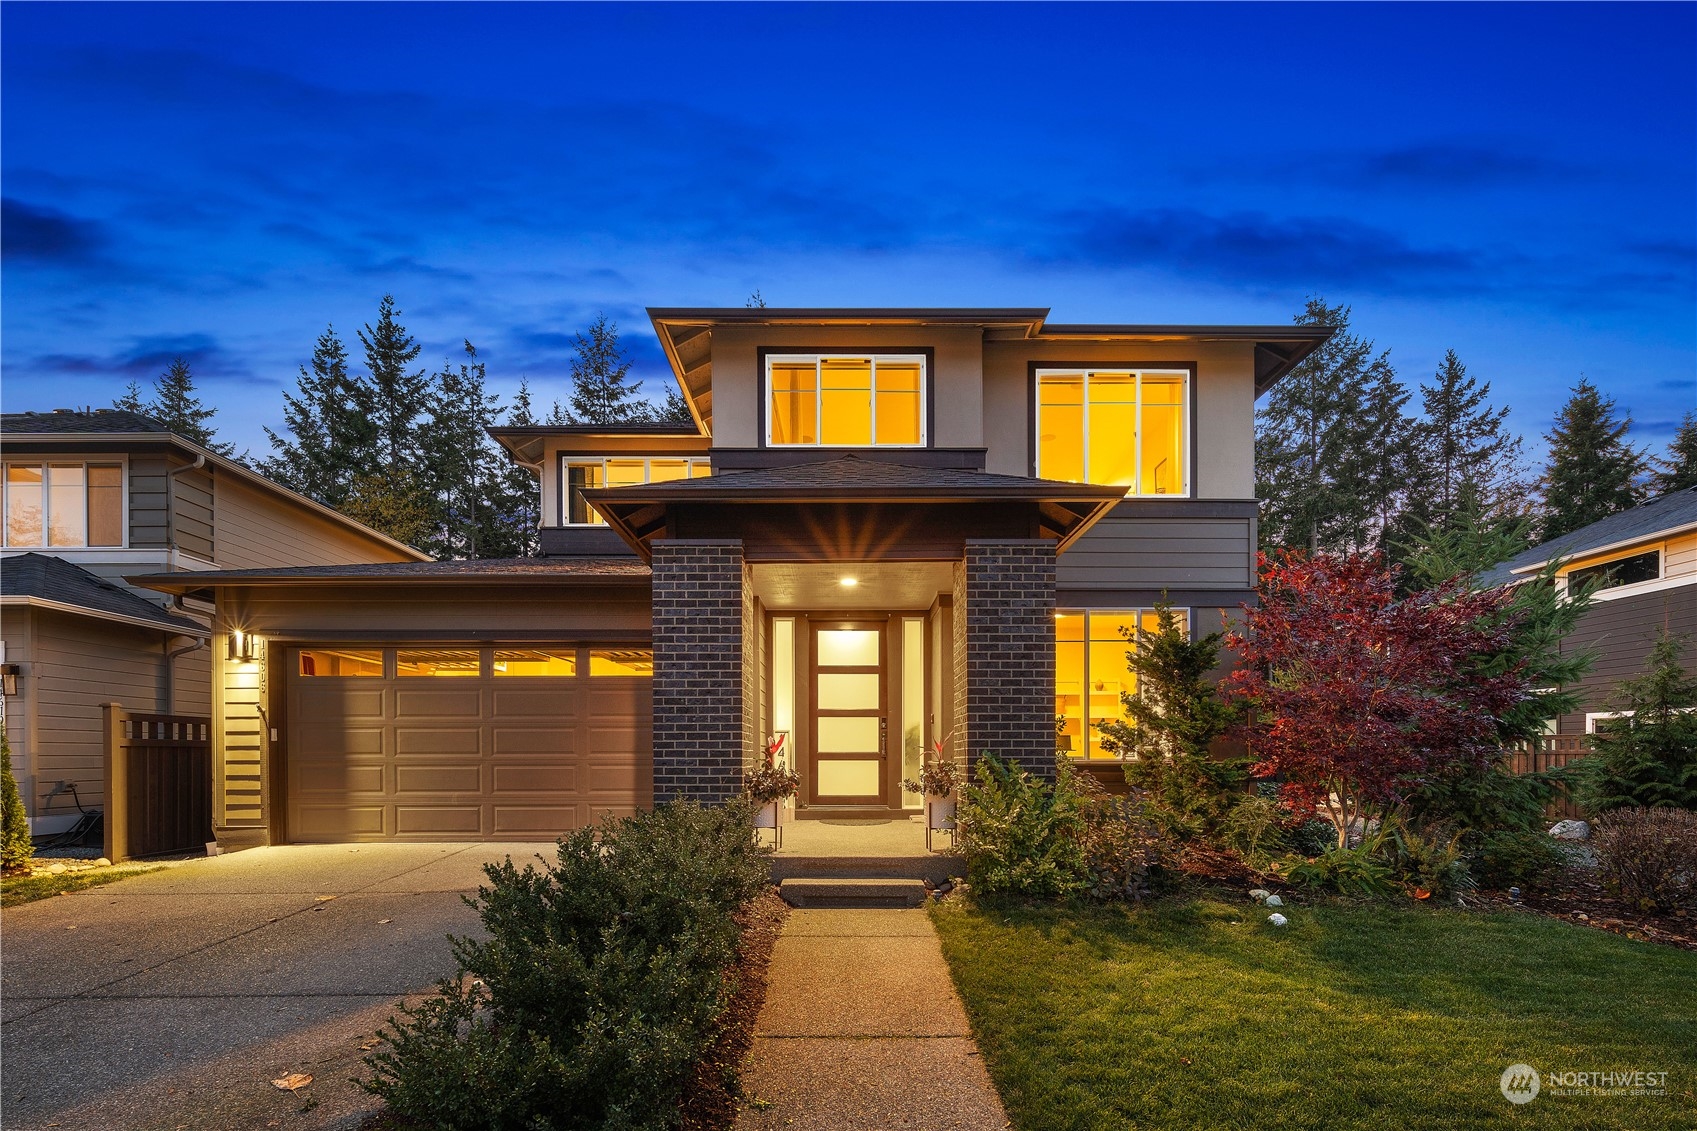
(1480, 485), (1697, 735)
(0, 409), (429, 834)
(132, 308), (1329, 847)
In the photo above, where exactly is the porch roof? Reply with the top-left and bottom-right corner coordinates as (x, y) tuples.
(582, 454), (1126, 559)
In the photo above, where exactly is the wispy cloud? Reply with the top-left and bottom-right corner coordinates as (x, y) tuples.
(35, 333), (258, 384)
(1, 198), (108, 262)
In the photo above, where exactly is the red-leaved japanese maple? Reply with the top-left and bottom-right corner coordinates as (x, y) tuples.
(1227, 551), (1527, 849)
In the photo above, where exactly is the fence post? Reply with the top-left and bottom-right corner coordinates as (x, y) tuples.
(102, 702), (128, 863)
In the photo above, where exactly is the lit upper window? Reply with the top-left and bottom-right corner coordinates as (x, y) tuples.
(1566, 549), (1661, 592)
(1035, 370), (1188, 495)
(4, 462), (125, 547)
(563, 456), (709, 526)
(767, 355), (925, 447)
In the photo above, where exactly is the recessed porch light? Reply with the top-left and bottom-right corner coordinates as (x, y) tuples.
(839, 576), (859, 587)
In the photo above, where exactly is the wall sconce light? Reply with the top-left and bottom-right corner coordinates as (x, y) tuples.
(227, 630), (262, 663)
(1, 664), (19, 697)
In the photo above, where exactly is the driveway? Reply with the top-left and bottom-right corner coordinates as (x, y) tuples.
(2, 842), (551, 1130)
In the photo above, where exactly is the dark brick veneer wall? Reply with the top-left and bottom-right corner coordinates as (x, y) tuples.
(956, 539), (1058, 780)
(651, 540), (750, 801)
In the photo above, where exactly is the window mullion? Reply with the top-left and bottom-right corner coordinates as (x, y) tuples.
(869, 358), (877, 446)
(1134, 371), (1144, 496)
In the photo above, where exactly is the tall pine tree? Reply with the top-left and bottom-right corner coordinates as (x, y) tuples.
(136, 357), (236, 455)
(1649, 412), (1697, 495)
(1539, 378), (1644, 542)
(260, 325), (375, 506)
(488, 379), (543, 557)
(359, 295), (430, 470)
(1403, 349), (1526, 541)
(564, 313), (654, 425)
(419, 341), (505, 560)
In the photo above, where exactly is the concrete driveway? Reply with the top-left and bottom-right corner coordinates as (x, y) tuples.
(2, 842), (553, 1130)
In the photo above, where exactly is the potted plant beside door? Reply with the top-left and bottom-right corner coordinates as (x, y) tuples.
(746, 734), (799, 848)
(902, 734), (959, 851)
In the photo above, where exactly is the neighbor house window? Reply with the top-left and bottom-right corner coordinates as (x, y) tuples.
(4, 462), (125, 547)
(767, 355), (925, 447)
(1035, 370), (1188, 495)
(564, 457), (709, 525)
(1566, 549), (1661, 592)
(1055, 608), (1185, 759)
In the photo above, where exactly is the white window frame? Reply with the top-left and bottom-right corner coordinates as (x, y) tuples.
(2, 458), (129, 549)
(1559, 544), (1668, 601)
(1588, 706), (1696, 733)
(560, 455), (708, 527)
(1055, 606), (1191, 761)
(764, 353), (929, 448)
(1033, 368), (1191, 497)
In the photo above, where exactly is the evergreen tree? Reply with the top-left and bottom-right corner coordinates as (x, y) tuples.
(419, 341), (505, 560)
(260, 325), (376, 506)
(112, 381), (146, 414)
(1649, 412), (1697, 495)
(1405, 350), (1526, 538)
(342, 468), (436, 549)
(1, 721), (33, 873)
(565, 313), (654, 425)
(488, 379), (543, 557)
(1256, 299), (1405, 553)
(1573, 631), (1697, 813)
(359, 295), (430, 470)
(1539, 378), (1645, 542)
(142, 357), (235, 455)
(657, 383), (695, 426)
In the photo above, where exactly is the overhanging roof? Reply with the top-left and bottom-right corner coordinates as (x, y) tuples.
(488, 423), (708, 467)
(646, 307), (1334, 434)
(1, 553), (208, 637)
(582, 454), (1126, 559)
(1477, 485), (1697, 588)
(129, 557), (650, 602)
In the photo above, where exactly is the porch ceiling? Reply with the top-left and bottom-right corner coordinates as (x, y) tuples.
(751, 561), (955, 611)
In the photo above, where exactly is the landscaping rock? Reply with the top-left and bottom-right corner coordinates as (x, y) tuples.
(1549, 819), (1590, 840)
(1267, 913), (1288, 927)
(94, 857), (112, 867)
(1248, 888), (1271, 902)
(1264, 894), (1284, 908)
(47, 863), (67, 875)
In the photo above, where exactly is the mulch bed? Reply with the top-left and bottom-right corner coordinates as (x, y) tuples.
(1474, 862), (1697, 952)
(678, 886), (791, 1131)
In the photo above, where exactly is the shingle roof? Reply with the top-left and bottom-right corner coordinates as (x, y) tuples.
(1, 553), (207, 634)
(1477, 486), (1697, 586)
(128, 556), (650, 593)
(1, 409), (170, 434)
(588, 454), (1127, 499)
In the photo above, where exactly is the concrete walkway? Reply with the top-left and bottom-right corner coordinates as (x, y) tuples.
(736, 907), (1009, 1131)
(2, 842), (543, 1130)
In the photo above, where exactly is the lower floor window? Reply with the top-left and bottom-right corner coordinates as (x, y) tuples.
(1055, 608), (1186, 759)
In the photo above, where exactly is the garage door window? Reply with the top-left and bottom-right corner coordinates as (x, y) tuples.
(493, 648), (578, 676)
(299, 649), (383, 677)
(590, 648), (654, 676)
(396, 649), (482, 677)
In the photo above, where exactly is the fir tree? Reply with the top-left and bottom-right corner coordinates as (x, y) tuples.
(1539, 378), (1645, 542)
(657, 383), (695, 426)
(112, 381), (146, 415)
(342, 468), (436, 550)
(1402, 350), (1526, 546)
(1331, 361), (1416, 555)
(143, 358), (235, 455)
(1573, 631), (1697, 813)
(419, 341), (505, 560)
(1, 721), (33, 873)
(565, 313), (653, 426)
(1649, 412), (1697, 495)
(488, 379), (543, 557)
(359, 295), (430, 470)
(260, 325), (375, 506)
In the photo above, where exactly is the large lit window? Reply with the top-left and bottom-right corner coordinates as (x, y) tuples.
(1055, 608), (1183, 759)
(1566, 549), (1661, 592)
(1035, 370), (1187, 495)
(563, 456), (709, 525)
(767, 355), (925, 447)
(4, 462), (125, 547)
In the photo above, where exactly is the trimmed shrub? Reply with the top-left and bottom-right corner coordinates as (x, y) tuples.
(956, 752), (1089, 899)
(361, 799), (770, 1131)
(1469, 829), (1565, 890)
(1591, 807), (1697, 912)
(2, 723), (33, 874)
(1217, 793), (1291, 867)
(1075, 786), (1168, 902)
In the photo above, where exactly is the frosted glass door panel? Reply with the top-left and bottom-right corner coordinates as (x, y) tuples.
(818, 630), (879, 668)
(817, 760), (880, 796)
(817, 715), (879, 753)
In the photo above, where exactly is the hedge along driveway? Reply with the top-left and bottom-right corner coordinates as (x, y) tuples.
(932, 896), (1697, 1130)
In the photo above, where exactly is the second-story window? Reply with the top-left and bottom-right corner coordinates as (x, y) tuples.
(4, 462), (125, 547)
(1035, 370), (1188, 495)
(563, 456), (709, 525)
(767, 355), (925, 447)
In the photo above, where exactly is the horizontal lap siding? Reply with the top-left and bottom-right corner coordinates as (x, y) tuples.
(1556, 582), (1697, 732)
(212, 475), (417, 569)
(127, 455), (171, 548)
(173, 466), (215, 562)
(1058, 511), (1254, 590)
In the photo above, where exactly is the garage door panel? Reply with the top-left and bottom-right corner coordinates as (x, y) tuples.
(395, 689), (483, 717)
(288, 645), (647, 843)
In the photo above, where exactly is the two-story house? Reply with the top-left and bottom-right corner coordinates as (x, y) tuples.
(133, 308), (1330, 848)
(0, 409), (429, 834)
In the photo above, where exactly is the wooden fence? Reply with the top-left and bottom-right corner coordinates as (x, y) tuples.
(102, 704), (213, 862)
(1505, 733), (1589, 820)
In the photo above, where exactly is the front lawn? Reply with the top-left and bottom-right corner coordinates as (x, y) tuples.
(933, 894), (1697, 1130)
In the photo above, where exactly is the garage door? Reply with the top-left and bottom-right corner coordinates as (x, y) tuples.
(286, 645), (652, 842)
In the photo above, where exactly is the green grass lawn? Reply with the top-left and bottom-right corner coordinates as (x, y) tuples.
(1, 864), (162, 907)
(932, 894), (1697, 1130)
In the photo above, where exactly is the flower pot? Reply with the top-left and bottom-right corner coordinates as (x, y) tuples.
(753, 801), (781, 829)
(927, 796), (956, 831)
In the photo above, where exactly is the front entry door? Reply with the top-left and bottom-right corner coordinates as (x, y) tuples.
(810, 621), (886, 804)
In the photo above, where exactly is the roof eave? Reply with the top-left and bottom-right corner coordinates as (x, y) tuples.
(0, 594), (209, 637)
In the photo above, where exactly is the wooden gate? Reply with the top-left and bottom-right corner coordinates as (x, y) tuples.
(1507, 734), (1589, 820)
(103, 705), (213, 861)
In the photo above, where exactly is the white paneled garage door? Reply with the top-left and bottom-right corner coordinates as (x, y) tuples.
(285, 645), (652, 841)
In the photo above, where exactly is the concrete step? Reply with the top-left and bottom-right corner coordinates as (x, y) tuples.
(778, 877), (931, 909)
(770, 854), (964, 884)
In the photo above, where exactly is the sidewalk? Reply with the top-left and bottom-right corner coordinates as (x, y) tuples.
(736, 907), (1010, 1130)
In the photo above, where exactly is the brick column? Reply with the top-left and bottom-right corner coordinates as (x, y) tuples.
(651, 540), (751, 802)
(957, 539), (1058, 780)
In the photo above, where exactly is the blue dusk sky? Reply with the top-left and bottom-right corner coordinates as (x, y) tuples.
(3, 2), (1693, 461)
